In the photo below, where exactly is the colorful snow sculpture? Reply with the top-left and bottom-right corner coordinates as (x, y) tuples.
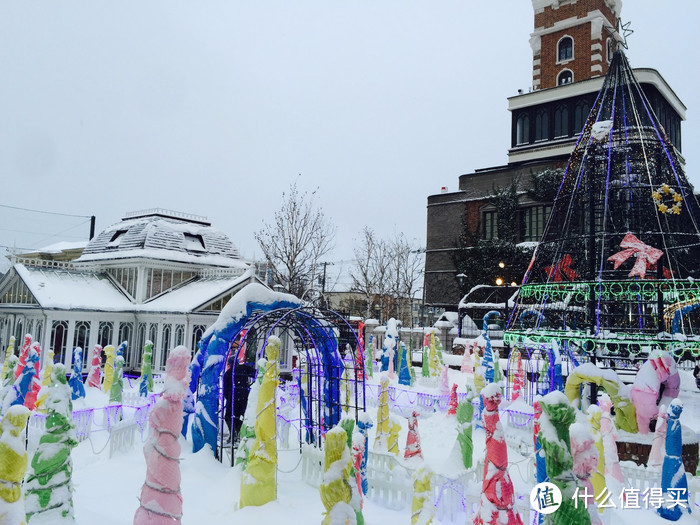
(25, 363), (77, 523)
(564, 363), (637, 433)
(657, 399), (690, 521)
(365, 337), (374, 379)
(69, 347), (86, 401)
(34, 349), (54, 413)
(387, 417), (401, 457)
(109, 355), (125, 404)
(3, 348), (40, 413)
(648, 404), (668, 470)
(473, 353), (485, 395)
(139, 341), (154, 397)
(351, 429), (364, 513)
(538, 391), (589, 525)
(0, 405), (31, 525)
(354, 337), (365, 382)
(570, 422), (601, 525)
(133, 346), (190, 525)
(511, 351), (525, 401)
(533, 400), (547, 485)
(1, 336), (15, 383)
(598, 394), (624, 483)
(404, 411), (423, 461)
(2, 354), (18, 388)
(86, 344), (102, 389)
(460, 342), (473, 374)
(240, 336), (280, 508)
(447, 384), (458, 416)
(373, 376), (391, 453)
(14, 334), (32, 381)
(117, 340), (127, 360)
(440, 365), (449, 396)
(629, 351), (680, 434)
(23, 342), (43, 410)
(181, 348), (203, 438)
(456, 400), (473, 469)
(411, 466), (434, 525)
(398, 342), (411, 386)
(387, 346), (396, 380)
(421, 344), (429, 378)
(428, 332), (440, 378)
(381, 319), (399, 373)
(474, 383), (523, 525)
(102, 345), (116, 394)
(320, 426), (360, 525)
(235, 358), (263, 467)
(587, 405), (607, 512)
(356, 412), (372, 496)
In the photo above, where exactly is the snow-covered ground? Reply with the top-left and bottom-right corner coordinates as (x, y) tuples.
(31, 365), (700, 524)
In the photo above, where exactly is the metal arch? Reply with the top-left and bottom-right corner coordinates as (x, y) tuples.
(214, 306), (367, 464)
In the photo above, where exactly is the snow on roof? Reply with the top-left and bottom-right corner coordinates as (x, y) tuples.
(78, 213), (245, 267)
(15, 264), (132, 311)
(33, 241), (88, 254)
(14, 263), (257, 313)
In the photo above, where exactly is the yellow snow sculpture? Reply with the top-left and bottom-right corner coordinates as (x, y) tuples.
(0, 405), (31, 525)
(588, 405), (607, 513)
(564, 365), (637, 433)
(240, 336), (280, 508)
(411, 466), (434, 524)
(320, 426), (354, 525)
(387, 419), (401, 457)
(428, 332), (441, 378)
(102, 345), (116, 394)
(1, 336), (15, 383)
(374, 376), (391, 452)
(34, 349), (54, 412)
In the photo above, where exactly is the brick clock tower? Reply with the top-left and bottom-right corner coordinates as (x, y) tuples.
(423, 0), (686, 310)
(531, 0), (621, 90)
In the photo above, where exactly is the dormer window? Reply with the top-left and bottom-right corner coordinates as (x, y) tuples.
(184, 232), (205, 252)
(107, 230), (127, 248)
(557, 70), (573, 86)
(557, 36), (573, 62)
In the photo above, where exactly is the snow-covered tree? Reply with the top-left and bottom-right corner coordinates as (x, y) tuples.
(411, 466), (434, 525)
(133, 346), (191, 525)
(320, 425), (361, 525)
(456, 400), (473, 469)
(657, 400), (690, 521)
(254, 182), (335, 299)
(25, 363), (77, 523)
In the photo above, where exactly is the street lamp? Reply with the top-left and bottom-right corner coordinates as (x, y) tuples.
(495, 277), (504, 286)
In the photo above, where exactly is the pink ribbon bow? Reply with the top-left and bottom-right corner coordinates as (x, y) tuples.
(607, 233), (663, 279)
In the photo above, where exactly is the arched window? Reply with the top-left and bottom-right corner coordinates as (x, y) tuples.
(574, 100), (591, 133)
(516, 113), (530, 145)
(554, 104), (569, 138)
(73, 320), (91, 371)
(558, 36), (573, 62)
(557, 70), (573, 86)
(535, 109), (549, 141)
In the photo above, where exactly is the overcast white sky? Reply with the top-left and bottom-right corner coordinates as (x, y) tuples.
(1, 1), (698, 274)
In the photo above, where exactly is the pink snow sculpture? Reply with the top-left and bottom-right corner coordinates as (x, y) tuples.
(598, 394), (624, 483)
(474, 384), (523, 525)
(648, 404), (668, 470)
(460, 342), (474, 374)
(388, 347), (395, 380)
(440, 365), (449, 396)
(511, 351), (524, 402)
(24, 342), (43, 410)
(570, 422), (601, 525)
(134, 346), (191, 525)
(14, 334), (32, 380)
(629, 351), (679, 434)
(447, 384), (459, 416)
(87, 345), (102, 389)
(404, 411), (423, 461)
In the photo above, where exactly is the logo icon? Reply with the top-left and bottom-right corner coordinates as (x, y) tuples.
(530, 482), (562, 514)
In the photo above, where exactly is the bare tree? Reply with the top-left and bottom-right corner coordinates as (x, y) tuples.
(390, 233), (424, 326)
(255, 182), (335, 299)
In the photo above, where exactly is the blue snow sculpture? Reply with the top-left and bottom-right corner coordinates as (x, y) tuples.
(10, 348), (40, 408)
(356, 414), (373, 496)
(182, 347), (204, 437)
(657, 400), (690, 521)
(481, 310), (500, 384)
(398, 342), (411, 386)
(69, 347), (86, 400)
(192, 283), (301, 454)
(117, 341), (127, 359)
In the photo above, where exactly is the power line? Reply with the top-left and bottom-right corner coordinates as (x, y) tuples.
(0, 203), (92, 219)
